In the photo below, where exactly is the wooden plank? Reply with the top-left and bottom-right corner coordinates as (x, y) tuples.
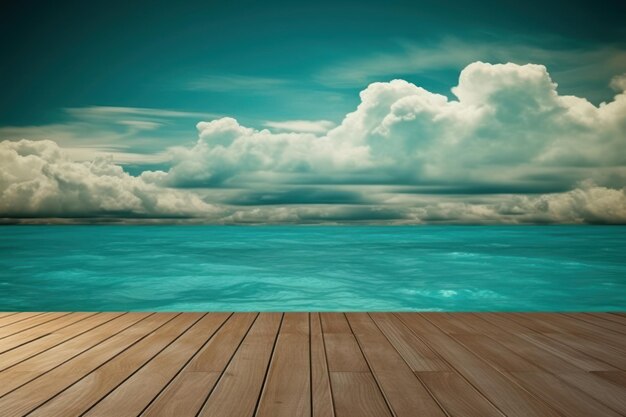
(0, 313), (172, 417)
(320, 313), (352, 333)
(508, 313), (564, 333)
(28, 313), (204, 417)
(452, 334), (540, 372)
(0, 312), (96, 354)
(194, 313), (282, 417)
(418, 372), (505, 417)
(510, 371), (622, 417)
(0, 312), (45, 328)
(420, 332), (561, 417)
(420, 313), (483, 334)
(546, 332), (626, 369)
(0, 312), (153, 397)
(557, 372), (626, 414)
(370, 313), (449, 372)
(591, 371), (626, 388)
(512, 313), (626, 351)
(518, 332), (616, 372)
(330, 372), (392, 417)
(0, 313), (71, 339)
(323, 333), (369, 372)
(455, 314), (626, 407)
(589, 313), (626, 326)
(490, 333), (583, 372)
(141, 372), (221, 417)
(567, 313), (626, 335)
(346, 313), (446, 417)
(186, 313), (257, 372)
(477, 313), (536, 334)
(322, 313), (368, 372)
(83, 313), (232, 417)
(140, 312), (250, 417)
(451, 313), (510, 335)
(310, 313), (335, 417)
(535, 314), (626, 351)
(556, 313), (626, 335)
(256, 313), (310, 417)
(0, 312), (124, 372)
(395, 312), (446, 334)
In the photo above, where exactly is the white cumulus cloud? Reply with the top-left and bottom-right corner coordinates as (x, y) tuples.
(0, 139), (218, 219)
(161, 62), (626, 192)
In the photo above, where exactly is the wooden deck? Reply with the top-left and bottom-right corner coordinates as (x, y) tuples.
(0, 312), (625, 417)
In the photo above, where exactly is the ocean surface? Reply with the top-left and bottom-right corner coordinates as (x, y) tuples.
(1, 225), (625, 311)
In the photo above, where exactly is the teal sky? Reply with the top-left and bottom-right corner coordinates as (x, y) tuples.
(2, 0), (625, 126)
(1, 0), (625, 223)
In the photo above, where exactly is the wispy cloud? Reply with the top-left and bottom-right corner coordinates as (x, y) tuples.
(264, 119), (336, 134)
(0, 105), (217, 165)
(65, 106), (220, 120)
(186, 74), (291, 92)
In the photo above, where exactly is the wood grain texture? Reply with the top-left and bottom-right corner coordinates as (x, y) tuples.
(321, 312), (369, 372)
(330, 372), (392, 417)
(256, 313), (311, 417)
(311, 313), (335, 417)
(0, 312), (155, 398)
(84, 313), (231, 417)
(415, 331), (561, 417)
(29, 313), (204, 417)
(557, 371), (626, 414)
(0, 312), (123, 371)
(0, 312), (623, 417)
(418, 371), (505, 417)
(0, 313), (45, 329)
(0, 313), (169, 417)
(346, 313), (447, 417)
(370, 313), (450, 372)
(0, 313), (71, 339)
(0, 312), (95, 355)
(195, 313), (282, 417)
(517, 332), (617, 372)
(186, 312), (257, 372)
(591, 370), (626, 388)
(510, 371), (622, 417)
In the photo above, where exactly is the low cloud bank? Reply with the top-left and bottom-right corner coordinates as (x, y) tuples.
(0, 139), (217, 219)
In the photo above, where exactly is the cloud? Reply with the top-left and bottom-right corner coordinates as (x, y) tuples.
(264, 119), (336, 134)
(315, 39), (626, 102)
(2, 62), (625, 224)
(1, 137), (624, 223)
(226, 187), (368, 206)
(0, 139), (218, 219)
(161, 62), (626, 191)
(0, 106), (215, 165)
(611, 73), (626, 92)
(408, 183), (626, 224)
(65, 106), (219, 120)
(186, 74), (290, 92)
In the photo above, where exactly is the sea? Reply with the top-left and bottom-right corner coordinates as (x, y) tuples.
(1, 225), (625, 311)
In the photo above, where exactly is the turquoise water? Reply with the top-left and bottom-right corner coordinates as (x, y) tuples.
(0, 225), (625, 311)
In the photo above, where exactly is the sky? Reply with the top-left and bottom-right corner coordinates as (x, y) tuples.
(1, 0), (625, 224)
